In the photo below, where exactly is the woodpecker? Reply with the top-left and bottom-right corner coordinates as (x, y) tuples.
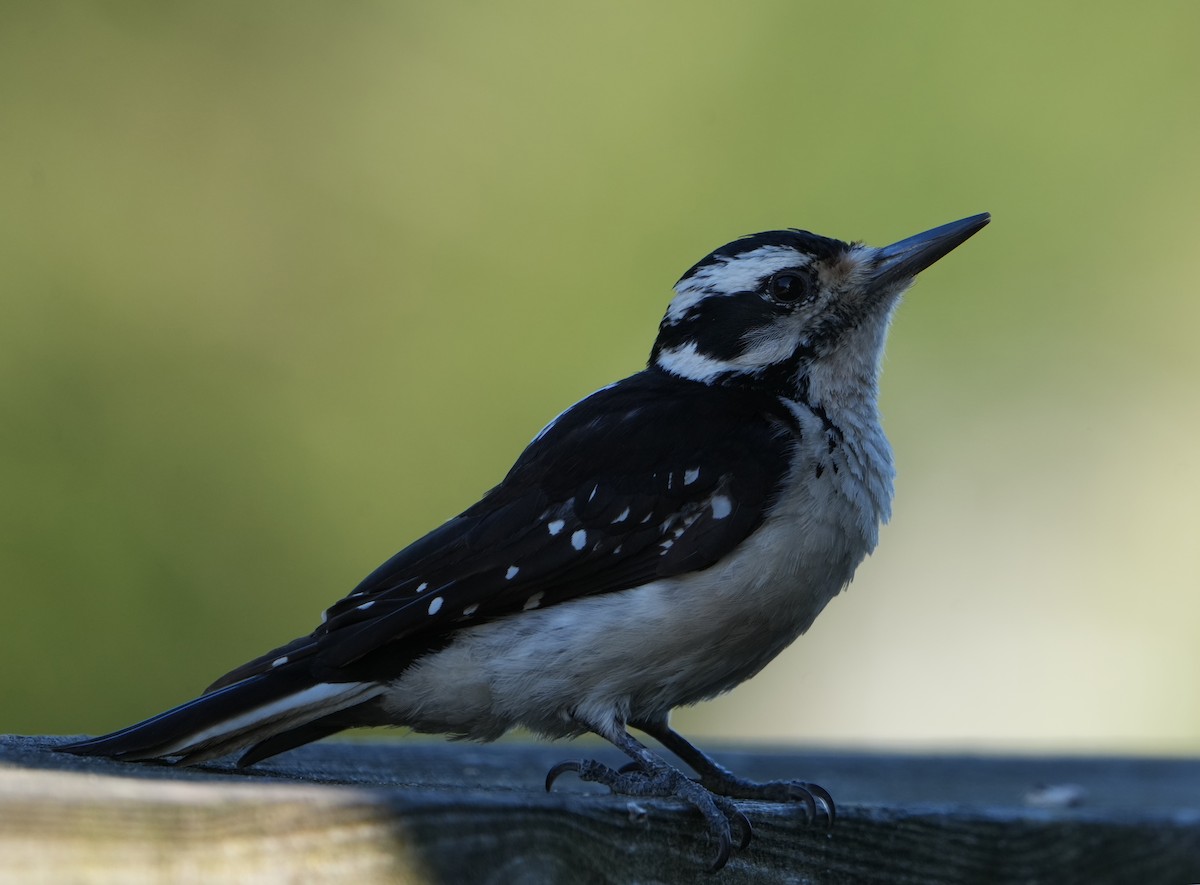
(61, 213), (989, 870)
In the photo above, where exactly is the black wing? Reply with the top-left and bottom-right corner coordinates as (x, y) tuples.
(210, 369), (800, 688)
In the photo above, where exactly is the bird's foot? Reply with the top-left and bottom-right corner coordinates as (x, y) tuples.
(627, 720), (836, 827)
(695, 770), (835, 826)
(546, 758), (752, 871)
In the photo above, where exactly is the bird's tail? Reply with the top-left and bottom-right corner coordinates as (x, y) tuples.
(57, 671), (385, 766)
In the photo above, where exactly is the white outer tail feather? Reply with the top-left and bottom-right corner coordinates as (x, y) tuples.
(155, 681), (383, 760)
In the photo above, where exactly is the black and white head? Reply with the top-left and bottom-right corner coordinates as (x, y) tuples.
(652, 214), (990, 401)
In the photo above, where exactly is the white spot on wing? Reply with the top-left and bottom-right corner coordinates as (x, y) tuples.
(571, 529), (587, 550)
(523, 591), (545, 610)
(505, 565), (520, 580)
(548, 519), (565, 536)
(428, 596), (444, 615)
(463, 603), (479, 616)
(416, 582), (428, 593)
(356, 600), (375, 611)
(271, 656), (288, 668)
(684, 468), (700, 486)
(711, 495), (733, 519)
(611, 507), (630, 524)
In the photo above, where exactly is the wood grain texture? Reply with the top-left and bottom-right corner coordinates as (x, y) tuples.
(2, 734), (1198, 884)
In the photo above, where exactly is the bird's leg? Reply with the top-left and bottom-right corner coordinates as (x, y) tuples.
(545, 722), (752, 871)
(632, 717), (835, 825)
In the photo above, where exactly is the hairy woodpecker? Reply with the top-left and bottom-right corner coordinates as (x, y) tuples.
(61, 213), (989, 870)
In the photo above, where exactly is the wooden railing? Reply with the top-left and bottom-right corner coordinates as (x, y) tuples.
(2, 734), (1197, 883)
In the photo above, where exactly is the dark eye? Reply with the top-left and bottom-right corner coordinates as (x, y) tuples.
(766, 270), (813, 304)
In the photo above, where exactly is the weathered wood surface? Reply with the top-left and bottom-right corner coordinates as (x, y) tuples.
(1, 734), (1198, 884)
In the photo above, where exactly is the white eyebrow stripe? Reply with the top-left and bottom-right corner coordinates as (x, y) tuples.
(669, 246), (810, 323)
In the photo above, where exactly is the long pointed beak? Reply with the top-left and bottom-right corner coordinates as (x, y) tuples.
(870, 213), (990, 288)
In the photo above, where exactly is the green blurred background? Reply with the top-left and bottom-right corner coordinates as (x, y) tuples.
(3, 2), (1198, 754)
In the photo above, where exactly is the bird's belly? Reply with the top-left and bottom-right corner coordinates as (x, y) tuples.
(381, 512), (870, 742)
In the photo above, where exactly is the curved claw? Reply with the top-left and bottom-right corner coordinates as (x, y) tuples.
(708, 827), (732, 873)
(806, 782), (836, 826)
(544, 760), (582, 793)
(787, 784), (818, 822)
(733, 808), (754, 850)
(704, 793), (752, 870)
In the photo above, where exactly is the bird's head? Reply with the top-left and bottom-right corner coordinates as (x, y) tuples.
(652, 214), (989, 403)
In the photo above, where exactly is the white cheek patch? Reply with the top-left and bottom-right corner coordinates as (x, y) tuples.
(654, 341), (742, 383)
(654, 318), (804, 383)
(736, 317), (805, 367)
